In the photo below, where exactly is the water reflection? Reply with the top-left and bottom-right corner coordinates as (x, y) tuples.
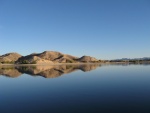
(0, 66), (22, 77)
(0, 64), (150, 113)
(0, 64), (100, 78)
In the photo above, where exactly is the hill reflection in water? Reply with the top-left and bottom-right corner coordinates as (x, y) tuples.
(0, 64), (101, 78)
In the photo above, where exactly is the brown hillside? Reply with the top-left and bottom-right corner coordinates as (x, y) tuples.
(37, 51), (63, 61)
(78, 56), (98, 62)
(16, 51), (80, 64)
(0, 52), (22, 63)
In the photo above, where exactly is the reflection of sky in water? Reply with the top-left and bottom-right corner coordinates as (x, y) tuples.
(0, 65), (150, 113)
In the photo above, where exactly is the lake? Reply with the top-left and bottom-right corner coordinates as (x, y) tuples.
(0, 64), (150, 113)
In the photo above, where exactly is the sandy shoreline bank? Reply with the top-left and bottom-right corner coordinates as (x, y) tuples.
(0, 62), (150, 66)
(0, 63), (103, 66)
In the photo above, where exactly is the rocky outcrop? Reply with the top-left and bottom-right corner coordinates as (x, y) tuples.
(16, 51), (80, 64)
(78, 56), (99, 62)
(1, 51), (100, 64)
(37, 51), (63, 61)
(0, 53), (22, 63)
(17, 55), (53, 64)
(54, 54), (78, 63)
(16, 51), (64, 64)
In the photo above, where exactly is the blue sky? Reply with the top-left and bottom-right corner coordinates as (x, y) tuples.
(0, 0), (150, 59)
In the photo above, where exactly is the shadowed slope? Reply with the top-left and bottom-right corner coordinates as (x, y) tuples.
(15, 51), (100, 64)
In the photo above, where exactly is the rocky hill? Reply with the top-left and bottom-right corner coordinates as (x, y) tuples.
(0, 51), (100, 64)
(78, 56), (99, 62)
(0, 52), (22, 64)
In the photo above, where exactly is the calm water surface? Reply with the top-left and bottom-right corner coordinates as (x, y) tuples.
(0, 64), (150, 113)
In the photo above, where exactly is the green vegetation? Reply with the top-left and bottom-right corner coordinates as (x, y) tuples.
(31, 61), (37, 64)
(1, 61), (15, 64)
(21, 60), (30, 64)
(66, 59), (74, 63)
(20, 66), (29, 71)
(1, 67), (15, 70)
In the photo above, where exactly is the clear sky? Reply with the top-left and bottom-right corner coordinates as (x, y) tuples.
(0, 0), (150, 59)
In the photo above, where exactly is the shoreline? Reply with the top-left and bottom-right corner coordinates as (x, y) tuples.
(0, 63), (103, 66)
(0, 61), (150, 66)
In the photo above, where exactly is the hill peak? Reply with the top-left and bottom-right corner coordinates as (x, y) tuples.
(0, 51), (100, 64)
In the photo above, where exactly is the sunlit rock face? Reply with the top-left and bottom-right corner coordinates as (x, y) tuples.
(14, 51), (100, 64)
(37, 51), (63, 61)
(78, 56), (99, 62)
(0, 53), (22, 63)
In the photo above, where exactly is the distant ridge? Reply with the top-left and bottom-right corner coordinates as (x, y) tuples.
(0, 51), (100, 64)
(111, 57), (150, 61)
